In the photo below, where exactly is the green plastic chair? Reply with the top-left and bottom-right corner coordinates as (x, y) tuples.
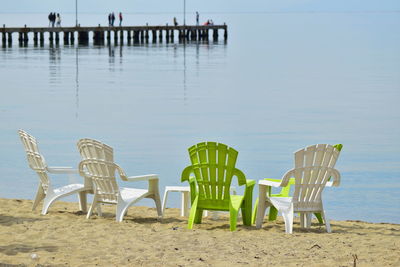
(251, 144), (343, 225)
(181, 142), (255, 231)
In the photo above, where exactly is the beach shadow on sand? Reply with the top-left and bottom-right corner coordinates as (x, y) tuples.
(0, 215), (45, 227)
(0, 244), (57, 256)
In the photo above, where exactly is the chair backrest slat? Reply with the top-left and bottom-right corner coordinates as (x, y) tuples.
(292, 144), (341, 210)
(18, 130), (50, 191)
(77, 139), (119, 204)
(207, 142), (217, 200)
(189, 142), (238, 202)
(216, 143), (228, 200)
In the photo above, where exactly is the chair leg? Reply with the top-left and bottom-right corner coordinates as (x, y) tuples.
(187, 197), (199, 229)
(182, 191), (190, 217)
(314, 212), (324, 224)
(300, 212), (306, 228)
(78, 191), (87, 213)
(281, 204), (294, 234)
(41, 192), (58, 215)
(96, 204), (102, 217)
(241, 200), (252, 226)
(32, 185), (45, 211)
(229, 209), (239, 231)
(86, 195), (98, 219)
(194, 209), (203, 224)
(255, 201), (267, 229)
(153, 191), (163, 218)
(256, 185), (267, 229)
(251, 197), (258, 225)
(116, 202), (129, 222)
(306, 213), (312, 228)
(281, 209), (294, 234)
(268, 207), (278, 221)
(321, 210), (331, 233)
(161, 190), (169, 218)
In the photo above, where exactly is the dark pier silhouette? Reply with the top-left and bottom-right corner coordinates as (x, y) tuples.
(1, 24), (228, 45)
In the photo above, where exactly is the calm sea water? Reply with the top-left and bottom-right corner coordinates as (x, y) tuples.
(0, 12), (399, 223)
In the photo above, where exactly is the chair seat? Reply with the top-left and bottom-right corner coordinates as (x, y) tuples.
(53, 183), (85, 195)
(120, 187), (149, 202)
(267, 197), (293, 211)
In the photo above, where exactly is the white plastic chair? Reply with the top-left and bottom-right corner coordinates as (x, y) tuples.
(77, 138), (162, 222)
(18, 130), (90, 215)
(255, 144), (341, 233)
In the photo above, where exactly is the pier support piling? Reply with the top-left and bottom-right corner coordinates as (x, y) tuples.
(158, 30), (162, 42)
(2, 32), (7, 44)
(70, 32), (75, 44)
(140, 30), (144, 43)
(63, 32), (69, 44)
(33, 32), (38, 43)
(78, 31), (89, 44)
(49, 32), (54, 43)
(213, 29), (218, 41)
(166, 29), (170, 43)
(120, 30), (124, 43)
(106, 31), (111, 42)
(23, 32), (29, 43)
(55, 32), (60, 43)
(7, 33), (12, 44)
(114, 31), (118, 44)
(18, 32), (23, 43)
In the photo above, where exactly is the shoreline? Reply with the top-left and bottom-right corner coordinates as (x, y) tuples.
(1, 198), (399, 266)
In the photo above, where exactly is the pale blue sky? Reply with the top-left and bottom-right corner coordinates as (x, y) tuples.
(1, 0), (399, 13)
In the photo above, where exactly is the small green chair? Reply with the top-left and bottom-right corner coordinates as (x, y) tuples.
(181, 142), (255, 231)
(251, 144), (343, 225)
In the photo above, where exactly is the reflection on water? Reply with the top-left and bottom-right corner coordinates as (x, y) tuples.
(75, 47), (79, 118)
(183, 43), (187, 104)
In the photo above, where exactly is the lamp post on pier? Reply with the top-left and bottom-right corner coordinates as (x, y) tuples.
(75, 0), (78, 26)
(183, 0), (186, 26)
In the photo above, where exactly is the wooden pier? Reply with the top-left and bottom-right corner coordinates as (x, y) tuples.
(0, 24), (227, 45)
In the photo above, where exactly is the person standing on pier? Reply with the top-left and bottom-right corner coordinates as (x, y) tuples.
(51, 13), (56, 27)
(48, 13), (52, 27)
(173, 17), (178, 26)
(56, 14), (61, 27)
(108, 13), (111, 26)
(111, 12), (115, 27)
(119, 12), (123, 26)
(196, 12), (199, 25)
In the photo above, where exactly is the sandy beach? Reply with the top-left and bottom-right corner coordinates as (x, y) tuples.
(0, 198), (398, 266)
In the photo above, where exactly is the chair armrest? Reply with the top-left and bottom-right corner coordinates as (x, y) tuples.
(246, 179), (256, 187)
(47, 166), (78, 174)
(125, 174), (159, 182)
(233, 168), (247, 186)
(258, 179), (282, 188)
(181, 165), (193, 182)
(188, 176), (196, 185)
(244, 179), (255, 198)
(187, 176), (197, 203)
(329, 168), (341, 186)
